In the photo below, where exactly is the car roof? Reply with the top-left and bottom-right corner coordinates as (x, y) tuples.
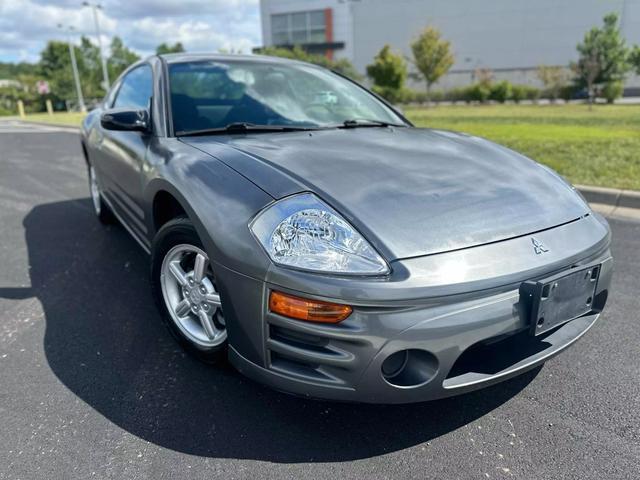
(157, 52), (312, 67)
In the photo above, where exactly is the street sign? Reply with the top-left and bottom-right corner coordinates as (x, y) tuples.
(36, 80), (50, 95)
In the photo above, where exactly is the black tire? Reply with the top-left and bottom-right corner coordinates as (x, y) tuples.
(151, 216), (228, 364)
(88, 165), (115, 225)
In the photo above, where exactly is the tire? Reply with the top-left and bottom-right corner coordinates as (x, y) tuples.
(88, 165), (115, 224)
(151, 217), (228, 363)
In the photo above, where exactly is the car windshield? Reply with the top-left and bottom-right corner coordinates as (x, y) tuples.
(168, 59), (406, 134)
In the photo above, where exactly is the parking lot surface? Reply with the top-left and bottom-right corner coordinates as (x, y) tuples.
(0, 123), (638, 479)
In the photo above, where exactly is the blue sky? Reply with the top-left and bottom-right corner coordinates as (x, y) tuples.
(0, 0), (262, 63)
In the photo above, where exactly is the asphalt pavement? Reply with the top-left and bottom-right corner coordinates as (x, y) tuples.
(0, 122), (638, 479)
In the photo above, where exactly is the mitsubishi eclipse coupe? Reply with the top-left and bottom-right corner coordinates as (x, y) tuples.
(81, 54), (612, 403)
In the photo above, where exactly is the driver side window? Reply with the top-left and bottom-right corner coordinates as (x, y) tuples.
(113, 65), (153, 110)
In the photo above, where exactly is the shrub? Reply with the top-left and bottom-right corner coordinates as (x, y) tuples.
(466, 83), (491, 103)
(445, 87), (468, 103)
(428, 90), (444, 102)
(372, 85), (402, 103)
(366, 45), (407, 103)
(537, 65), (571, 101)
(602, 81), (623, 103)
(523, 85), (541, 101)
(397, 89), (444, 104)
(398, 89), (423, 104)
(559, 84), (575, 102)
(511, 84), (527, 103)
(411, 90), (429, 103)
(489, 80), (512, 103)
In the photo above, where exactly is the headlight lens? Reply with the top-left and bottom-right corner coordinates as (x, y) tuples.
(250, 193), (389, 275)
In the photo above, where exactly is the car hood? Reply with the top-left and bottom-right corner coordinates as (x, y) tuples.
(183, 128), (589, 260)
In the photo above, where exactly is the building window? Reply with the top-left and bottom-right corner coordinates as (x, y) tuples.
(271, 10), (326, 45)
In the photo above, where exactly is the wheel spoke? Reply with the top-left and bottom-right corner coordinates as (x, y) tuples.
(198, 309), (217, 339)
(169, 261), (188, 287)
(161, 244), (226, 347)
(193, 253), (207, 283)
(205, 292), (221, 308)
(174, 299), (191, 317)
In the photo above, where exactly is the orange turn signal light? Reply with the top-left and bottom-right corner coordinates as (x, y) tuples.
(269, 291), (352, 323)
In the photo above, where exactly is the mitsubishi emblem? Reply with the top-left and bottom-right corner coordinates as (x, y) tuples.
(531, 237), (549, 255)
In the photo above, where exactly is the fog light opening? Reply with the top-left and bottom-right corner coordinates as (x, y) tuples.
(381, 350), (409, 379)
(381, 349), (438, 388)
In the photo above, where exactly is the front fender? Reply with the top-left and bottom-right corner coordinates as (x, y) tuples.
(143, 140), (275, 281)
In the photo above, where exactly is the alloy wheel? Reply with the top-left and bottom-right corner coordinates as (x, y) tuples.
(160, 244), (226, 348)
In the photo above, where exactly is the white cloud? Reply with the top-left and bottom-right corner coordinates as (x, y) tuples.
(0, 0), (260, 63)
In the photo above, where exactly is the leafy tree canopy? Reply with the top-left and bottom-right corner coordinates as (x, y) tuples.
(630, 46), (640, 75)
(573, 12), (631, 103)
(410, 27), (454, 98)
(109, 36), (140, 81)
(0, 62), (39, 79)
(366, 45), (407, 91)
(257, 46), (362, 81)
(156, 42), (186, 55)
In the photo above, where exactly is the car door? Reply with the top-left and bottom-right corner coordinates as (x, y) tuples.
(98, 64), (153, 244)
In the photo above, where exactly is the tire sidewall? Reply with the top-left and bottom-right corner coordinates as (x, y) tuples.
(151, 217), (227, 363)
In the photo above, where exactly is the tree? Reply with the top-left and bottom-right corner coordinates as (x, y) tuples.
(257, 46), (362, 81)
(537, 65), (570, 101)
(410, 27), (454, 102)
(78, 36), (104, 98)
(108, 36), (140, 80)
(573, 12), (631, 107)
(0, 62), (39, 79)
(40, 37), (101, 101)
(156, 42), (186, 55)
(631, 46), (640, 75)
(39, 40), (79, 102)
(366, 45), (407, 102)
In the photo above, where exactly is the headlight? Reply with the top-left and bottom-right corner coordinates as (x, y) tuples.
(250, 193), (389, 275)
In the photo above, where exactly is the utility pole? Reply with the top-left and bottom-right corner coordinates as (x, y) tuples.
(82, 2), (110, 91)
(58, 24), (86, 113)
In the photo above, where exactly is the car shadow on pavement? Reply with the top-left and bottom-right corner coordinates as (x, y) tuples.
(3, 198), (540, 463)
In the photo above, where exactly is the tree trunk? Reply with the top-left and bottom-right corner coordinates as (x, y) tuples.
(426, 82), (431, 107)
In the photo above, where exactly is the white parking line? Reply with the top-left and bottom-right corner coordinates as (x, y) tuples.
(0, 120), (77, 134)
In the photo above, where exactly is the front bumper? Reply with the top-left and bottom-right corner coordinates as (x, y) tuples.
(217, 214), (613, 404)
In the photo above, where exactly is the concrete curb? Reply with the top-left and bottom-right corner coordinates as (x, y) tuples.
(5, 120), (640, 216)
(576, 184), (640, 209)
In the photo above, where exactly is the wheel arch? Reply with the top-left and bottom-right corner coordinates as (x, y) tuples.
(146, 179), (207, 244)
(152, 189), (187, 233)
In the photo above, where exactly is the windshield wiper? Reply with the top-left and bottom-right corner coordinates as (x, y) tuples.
(338, 119), (407, 129)
(177, 122), (316, 137)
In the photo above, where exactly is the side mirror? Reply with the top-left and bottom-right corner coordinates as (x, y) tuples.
(101, 108), (149, 132)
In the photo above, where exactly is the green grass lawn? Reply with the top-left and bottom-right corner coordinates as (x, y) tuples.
(9, 104), (639, 190)
(14, 112), (86, 127)
(405, 104), (640, 190)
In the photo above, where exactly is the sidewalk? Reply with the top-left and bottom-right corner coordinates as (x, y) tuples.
(577, 185), (640, 221)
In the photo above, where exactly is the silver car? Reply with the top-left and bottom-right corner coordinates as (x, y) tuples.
(81, 54), (613, 404)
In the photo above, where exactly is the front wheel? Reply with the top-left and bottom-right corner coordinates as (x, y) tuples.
(151, 217), (228, 363)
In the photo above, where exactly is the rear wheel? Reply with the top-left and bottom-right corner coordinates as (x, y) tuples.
(151, 217), (227, 363)
(88, 165), (115, 224)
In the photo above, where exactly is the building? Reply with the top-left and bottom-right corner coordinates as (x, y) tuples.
(259, 0), (640, 92)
